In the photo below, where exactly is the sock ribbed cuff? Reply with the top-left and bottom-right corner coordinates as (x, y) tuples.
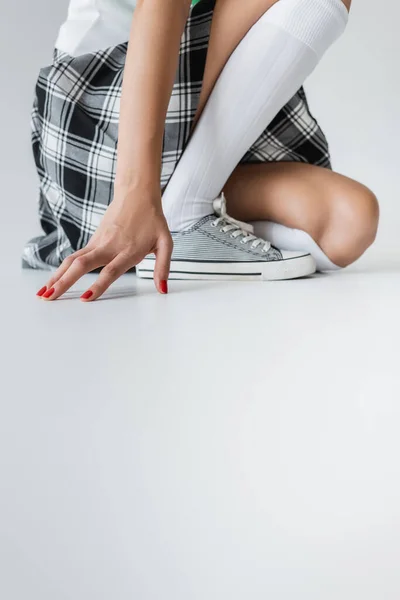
(259, 0), (349, 57)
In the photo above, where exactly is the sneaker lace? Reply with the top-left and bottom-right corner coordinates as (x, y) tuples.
(212, 194), (271, 252)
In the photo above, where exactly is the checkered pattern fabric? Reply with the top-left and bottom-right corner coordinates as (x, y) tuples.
(23, 0), (331, 270)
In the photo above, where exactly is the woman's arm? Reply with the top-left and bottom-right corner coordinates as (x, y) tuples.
(115, 0), (192, 190)
(42, 0), (192, 301)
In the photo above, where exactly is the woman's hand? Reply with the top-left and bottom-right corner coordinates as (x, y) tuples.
(37, 0), (190, 303)
(38, 186), (173, 301)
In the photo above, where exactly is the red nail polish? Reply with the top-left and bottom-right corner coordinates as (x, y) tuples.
(160, 280), (168, 294)
(43, 287), (55, 299)
(37, 286), (47, 297)
(81, 290), (93, 300)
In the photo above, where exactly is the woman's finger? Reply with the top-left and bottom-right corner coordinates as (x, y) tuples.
(37, 247), (92, 296)
(79, 254), (132, 302)
(153, 235), (173, 294)
(41, 249), (106, 301)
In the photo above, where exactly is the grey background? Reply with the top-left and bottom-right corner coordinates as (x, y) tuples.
(0, 0), (398, 272)
(1, 3), (400, 600)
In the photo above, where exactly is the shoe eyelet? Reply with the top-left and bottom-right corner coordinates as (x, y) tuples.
(211, 222), (217, 228)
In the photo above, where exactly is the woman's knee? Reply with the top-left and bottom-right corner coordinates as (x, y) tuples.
(319, 182), (379, 268)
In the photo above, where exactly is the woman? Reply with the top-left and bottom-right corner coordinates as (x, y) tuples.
(26, 0), (379, 301)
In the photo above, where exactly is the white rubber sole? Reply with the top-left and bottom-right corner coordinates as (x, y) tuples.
(136, 254), (316, 281)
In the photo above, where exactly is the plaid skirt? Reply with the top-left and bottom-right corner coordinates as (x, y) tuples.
(23, 0), (331, 270)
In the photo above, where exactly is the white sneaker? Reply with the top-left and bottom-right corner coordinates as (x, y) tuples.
(137, 195), (316, 281)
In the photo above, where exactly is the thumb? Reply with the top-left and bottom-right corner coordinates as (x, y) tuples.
(153, 234), (173, 294)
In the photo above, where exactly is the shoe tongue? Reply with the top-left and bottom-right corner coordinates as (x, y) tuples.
(213, 195), (254, 235)
(213, 197), (223, 215)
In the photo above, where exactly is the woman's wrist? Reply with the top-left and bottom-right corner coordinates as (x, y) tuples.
(115, 159), (161, 191)
(113, 176), (162, 209)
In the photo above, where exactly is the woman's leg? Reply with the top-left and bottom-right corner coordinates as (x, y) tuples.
(224, 162), (379, 269)
(192, 0), (280, 129)
(190, 0), (367, 271)
(193, 0), (351, 127)
(162, 0), (349, 231)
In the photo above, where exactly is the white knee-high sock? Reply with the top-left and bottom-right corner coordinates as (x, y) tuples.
(251, 220), (341, 272)
(162, 0), (348, 231)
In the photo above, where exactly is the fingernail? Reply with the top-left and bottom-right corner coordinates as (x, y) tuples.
(43, 287), (55, 299)
(36, 286), (47, 297)
(160, 280), (168, 294)
(80, 290), (93, 301)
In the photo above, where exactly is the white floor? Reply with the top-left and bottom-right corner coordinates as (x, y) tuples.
(2, 0), (399, 593)
(1, 254), (400, 599)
